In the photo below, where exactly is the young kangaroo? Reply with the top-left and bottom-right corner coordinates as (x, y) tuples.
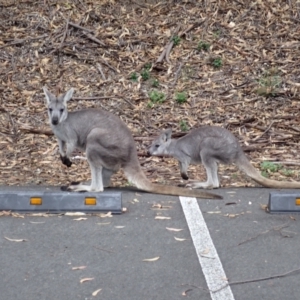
(42, 87), (222, 199)
(148, 127), (300, 189)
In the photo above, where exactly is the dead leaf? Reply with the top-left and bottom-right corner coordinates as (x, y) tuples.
(206, 211), (222, 214)
(166, 227), (183, 232)
(65, 212), (86, 216)
(182, 288), (193, 296)
(96, 222), (111, 225)
(260, 204), (268, 210)
(0, 211), (12, 217)
(4, 237), (27, 242)
(114, 226), (125, 228)
(200, 249), (210, 255)
(143, 256), (160, 262)
(99, 212), (113, 218)
(11, 213), (25, 218)
(152, 204), (172, 210)
(92, 289), (102, 296)
(155, 216), (171, 220)
(174, 237), (187, 241)
(228, 214), (238, 218)
(72, 266), (87, 270)
(73, 217), (88, 221)
(80, 278), (94, 283)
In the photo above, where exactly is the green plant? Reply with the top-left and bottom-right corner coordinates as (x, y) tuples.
(148, 90), (165, 104)
(141, 68), (150, 81)
(175, 92), (187, 104)
(152, 79), (159, 88)
(197, 41), (210, 51)
(147, 101), (154, 108)
(256, 68), (281, 97)
(179, 120), (189, 132)
(172, 35), (181, 46)
(231, 173), (238, 179)
(144, 62), (152, 70)
(211, 57), (222, 68)
(281, 169), (294, 177)
(260, 161), (282, 173)
(130, 72), (138, 81)
(213, 29), (221, 38)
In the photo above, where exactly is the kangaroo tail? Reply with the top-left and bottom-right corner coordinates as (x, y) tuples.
(124, 166), (222, 199)
(237, 153), (300, 189)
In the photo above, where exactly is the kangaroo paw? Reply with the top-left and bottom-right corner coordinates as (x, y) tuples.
(186, 181), (217, 190)
(60, 155), (72, 167)
(180, 173), (189, 180)
(61, 183), (88, 192)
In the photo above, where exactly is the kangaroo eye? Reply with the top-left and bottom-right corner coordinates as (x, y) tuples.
(155, 144), (160, 148)
(49, 108), (53, 113)
(60, 108), (64, 113)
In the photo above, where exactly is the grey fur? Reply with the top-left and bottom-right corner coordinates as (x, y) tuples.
(148, 127), (300, 189)
(42, 87), (222, 199)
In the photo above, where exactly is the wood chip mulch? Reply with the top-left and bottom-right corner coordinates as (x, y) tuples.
(1, 0), (300, 189)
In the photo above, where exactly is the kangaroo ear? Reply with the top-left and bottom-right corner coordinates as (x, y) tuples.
(162, 128), (172, 142)
(63, 88), (74, 104)
(43, 86), (55, 105)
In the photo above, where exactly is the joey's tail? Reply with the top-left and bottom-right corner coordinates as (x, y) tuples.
(124, 166), (222, 199)
(237, 153), (300, 189)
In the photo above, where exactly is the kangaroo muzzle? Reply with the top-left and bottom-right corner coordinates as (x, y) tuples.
(52, 117), (59, 125)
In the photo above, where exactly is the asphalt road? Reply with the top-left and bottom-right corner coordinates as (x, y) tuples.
(0, 187), (300, 300)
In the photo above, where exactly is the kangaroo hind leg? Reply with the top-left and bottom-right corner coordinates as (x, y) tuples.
(66, 163), (104, 192)
(186, 151), (219, 189)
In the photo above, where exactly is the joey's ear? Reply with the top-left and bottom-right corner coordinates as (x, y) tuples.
(63, 88), (74, 104)
(43, 86), (55, 105)
(162, 128), (172, 142)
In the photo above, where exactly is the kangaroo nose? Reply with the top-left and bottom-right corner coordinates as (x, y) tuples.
(52, 118), (58, 125)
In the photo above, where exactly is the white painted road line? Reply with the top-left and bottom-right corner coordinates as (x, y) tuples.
(180, 197), (235, 300)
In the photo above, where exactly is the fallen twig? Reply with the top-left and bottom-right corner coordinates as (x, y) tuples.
(172, 62), (183, 86)
(0, 34), (48, 49)
(68, 21), (94, 33)
(238, 223), (289, 246)
(253, 121), (275, 141)
(212, 267), (300, 293)
(96, 63), (106, 80)
(82, 32), (106, 47)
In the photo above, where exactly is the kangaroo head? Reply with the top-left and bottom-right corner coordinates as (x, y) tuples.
(42, 87), (74, 126)
(148, 128), (172, 156)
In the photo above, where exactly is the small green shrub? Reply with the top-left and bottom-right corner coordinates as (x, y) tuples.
(141, 69), (150, 81)
(144, 63), (152, 70)
(172, 35), (181, 46)
(179, 120), (189, 132)
(148, 90), (165, 104)
(152, 79), (159, 88)
(260, 161), (282, 173)
(197, 41), (210, 51)
(130, 72), (138, 81)
(175, 92), (187, 104)
(256, 69), (281, 97)
(147, 101), (154, 108)
(211, 57), (222, 68)
(281, 169), (294, 177)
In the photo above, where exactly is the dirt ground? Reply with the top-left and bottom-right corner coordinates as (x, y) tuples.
(1, 0), (300, 189)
